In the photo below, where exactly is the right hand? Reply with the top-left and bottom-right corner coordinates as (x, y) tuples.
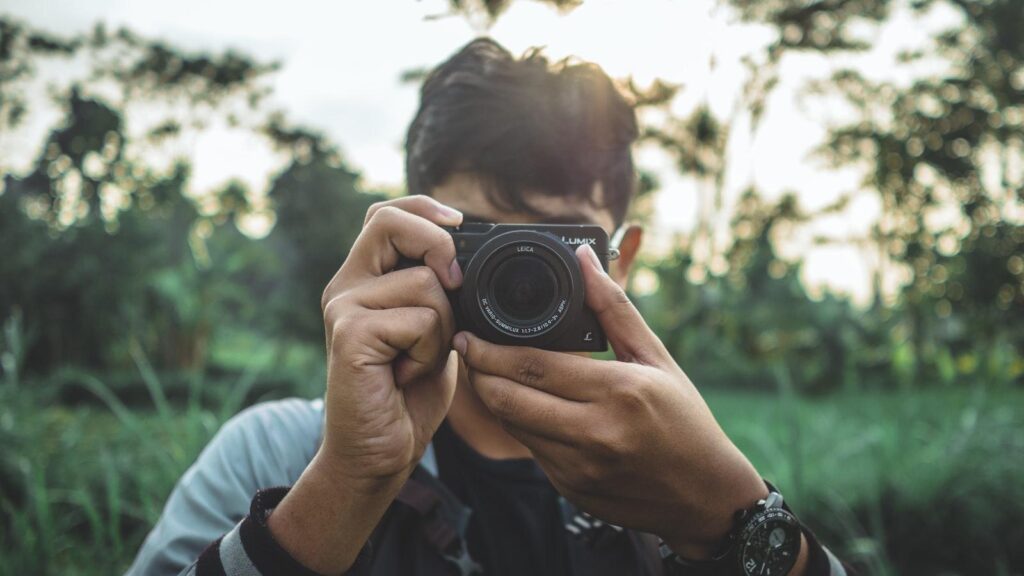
(317, 195), (464, 492)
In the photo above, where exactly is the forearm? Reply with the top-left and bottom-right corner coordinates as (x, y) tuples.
(266, 450), (403, 575)
(658, 443), (768, 558)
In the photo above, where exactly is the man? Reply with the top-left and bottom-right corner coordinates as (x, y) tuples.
(127, 38), (847, 576)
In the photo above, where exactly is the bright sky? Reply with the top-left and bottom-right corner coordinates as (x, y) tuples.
(0, 0), (957, 304)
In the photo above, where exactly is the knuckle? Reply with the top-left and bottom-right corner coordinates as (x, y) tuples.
(413, 305), (441, 330)
(320, 286), (332, 312)
(597, 285), (632, 314)
(611, 286), (631, 306)
(491, 385), (520, 419)
(408, 265), (441, 292)
(322, 293), (343, 323)
(323, 288), (355, 317)
(409, 194), (435, 210)
(329, 308), (359, 344)
(364, 200), (387, 224)
(516, 356), (546, 388)
(367, 205), (400, 229)
(615, 379), (655, 414)
(321, 269), (349, 312)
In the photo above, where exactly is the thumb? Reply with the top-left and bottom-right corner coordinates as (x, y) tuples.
(577, 244), (669, 365)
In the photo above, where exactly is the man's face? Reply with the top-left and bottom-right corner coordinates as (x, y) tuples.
(429, 173), (617, 237)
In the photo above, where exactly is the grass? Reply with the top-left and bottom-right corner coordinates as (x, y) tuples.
(708, 386), (1024, 575)
(1, 369), (1022, 575)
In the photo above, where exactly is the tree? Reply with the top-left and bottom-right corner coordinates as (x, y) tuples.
(0, 18), (380, 374)
(808, 0), (1024, 381)
(262, 118), (386, 342)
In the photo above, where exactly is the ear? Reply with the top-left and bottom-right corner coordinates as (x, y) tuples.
(609, 224), (643, 289)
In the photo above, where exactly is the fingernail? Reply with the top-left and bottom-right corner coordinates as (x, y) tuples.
(449, 259), (463, 285)
(578, 244), (604, 273)
(439, 205), (463, 223)
(453, 332), (468, 356)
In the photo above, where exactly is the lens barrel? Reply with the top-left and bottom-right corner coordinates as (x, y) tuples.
(458, 229), (584, 345)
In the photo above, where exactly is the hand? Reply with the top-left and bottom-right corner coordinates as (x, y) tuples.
(318, 195), (464, 492)
(269, 196), (465, 574)
(455, 243), (769, 559)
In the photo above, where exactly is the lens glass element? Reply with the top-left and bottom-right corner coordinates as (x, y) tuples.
(490, 255), (558, 323)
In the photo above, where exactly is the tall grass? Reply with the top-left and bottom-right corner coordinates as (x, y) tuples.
(709, 386), (1024, 575)
(1, 316), (1021, 575)
(0, 319), (309, 576)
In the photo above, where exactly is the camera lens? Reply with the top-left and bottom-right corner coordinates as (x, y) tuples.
(491, 255), (558, 322)
(459, 229), (586, 344)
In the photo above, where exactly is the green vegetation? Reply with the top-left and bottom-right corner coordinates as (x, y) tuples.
(1, 1), (1023, 575)
(2, 363), (1021, 575)
(713, 388), (1024, 575)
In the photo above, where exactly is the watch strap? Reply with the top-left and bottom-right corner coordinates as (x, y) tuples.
(659, 539), (733, 576)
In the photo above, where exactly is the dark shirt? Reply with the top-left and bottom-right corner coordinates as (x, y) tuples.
(433, 419), (569, 575)
(155, 399), (848, 576)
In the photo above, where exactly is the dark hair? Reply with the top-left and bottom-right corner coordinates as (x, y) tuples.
(405, 38), (639, 227)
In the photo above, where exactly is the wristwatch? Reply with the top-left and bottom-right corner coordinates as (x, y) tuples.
(660, 482), (802, 576)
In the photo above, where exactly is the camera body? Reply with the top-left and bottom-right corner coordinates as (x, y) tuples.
(399, 222), (609, 352)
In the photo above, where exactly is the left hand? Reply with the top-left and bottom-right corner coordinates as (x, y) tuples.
(454, 244), (769, 559)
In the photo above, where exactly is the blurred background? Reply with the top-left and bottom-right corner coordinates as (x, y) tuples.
(0, 1), (1022, 574)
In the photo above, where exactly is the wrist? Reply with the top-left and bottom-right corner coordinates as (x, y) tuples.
(660, 457), (768, 559)
(267, 450), (404, 574)
(786, 532), (810, 576)
(661, 478), (809, 576)
(313, 443), (411, 497)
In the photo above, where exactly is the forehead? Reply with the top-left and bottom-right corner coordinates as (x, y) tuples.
(429, 173), (617, 234)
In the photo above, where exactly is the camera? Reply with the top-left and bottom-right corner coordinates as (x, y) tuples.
(397, 222), (610, 352)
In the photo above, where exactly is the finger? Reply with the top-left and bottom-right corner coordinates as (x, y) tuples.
(466, 367), (587, 443)
(333, 266), (456, 349)
(337, 307), (446, 385)
(576, 244), (670, 366)
(498, 420), (574, 466)
(322, 197), (460, 309)
(348, 206), (461, 290)
(363, 195), (463, 228)
(403, 350), (460, 438)
(454, 331), (614, 401)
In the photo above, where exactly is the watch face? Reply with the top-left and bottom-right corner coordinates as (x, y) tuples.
(737, 509), (801, 576)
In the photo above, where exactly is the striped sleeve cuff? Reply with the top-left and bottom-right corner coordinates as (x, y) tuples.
(190, 487), (373, 576)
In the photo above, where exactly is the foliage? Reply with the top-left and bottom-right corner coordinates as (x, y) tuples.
(444, 0), (582, 22)
(628, 0), (1024, 391)
(728, 0), (892, 52)
(2, 4), (1024, 575)
(637, 191), (878, 394)
(260, 119), (386, 341)
(714, 386), (1024, 575)
(804, 0), (1024, 382)
(0, 17), (382, 375)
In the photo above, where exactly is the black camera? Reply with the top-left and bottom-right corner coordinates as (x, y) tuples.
(398, 223), (610, 352)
